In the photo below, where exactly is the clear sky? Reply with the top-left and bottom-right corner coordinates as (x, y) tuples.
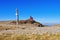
(0, 0), (60, 24)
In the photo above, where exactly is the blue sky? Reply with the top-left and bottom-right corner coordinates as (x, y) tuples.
(0, 0), (60, 24)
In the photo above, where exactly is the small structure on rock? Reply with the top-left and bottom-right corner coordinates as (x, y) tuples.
(29, 16), (34, 21)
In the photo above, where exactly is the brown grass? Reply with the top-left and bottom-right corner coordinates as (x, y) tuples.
(0, 33), (60, 40)
(0, 22), (60, 40)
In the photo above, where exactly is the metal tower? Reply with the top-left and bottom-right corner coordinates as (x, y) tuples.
(16, 8), (19, 27)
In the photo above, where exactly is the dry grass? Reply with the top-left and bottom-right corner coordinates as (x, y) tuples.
(0, 33), (60, 40)
(0, 22), (60, 40)
(0, 25), (16, 30)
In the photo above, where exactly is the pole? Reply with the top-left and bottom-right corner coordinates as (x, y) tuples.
(16, 8), (19, 27)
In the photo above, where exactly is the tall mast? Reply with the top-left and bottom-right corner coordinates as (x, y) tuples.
(16, 8), (19, 27)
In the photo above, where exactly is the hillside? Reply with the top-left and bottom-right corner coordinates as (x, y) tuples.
(0, 20), (60, 40)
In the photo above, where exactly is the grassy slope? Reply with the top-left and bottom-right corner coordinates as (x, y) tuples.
(0, 21), (60, 40)
(0, 33), (60, 40)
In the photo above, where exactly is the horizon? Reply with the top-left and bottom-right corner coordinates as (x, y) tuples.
(0, 0), (60, 24)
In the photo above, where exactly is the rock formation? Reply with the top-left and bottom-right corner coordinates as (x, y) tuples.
(10, 16), (44, 27)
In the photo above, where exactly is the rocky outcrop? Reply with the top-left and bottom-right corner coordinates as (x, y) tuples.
(10, 16), (44, 27)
